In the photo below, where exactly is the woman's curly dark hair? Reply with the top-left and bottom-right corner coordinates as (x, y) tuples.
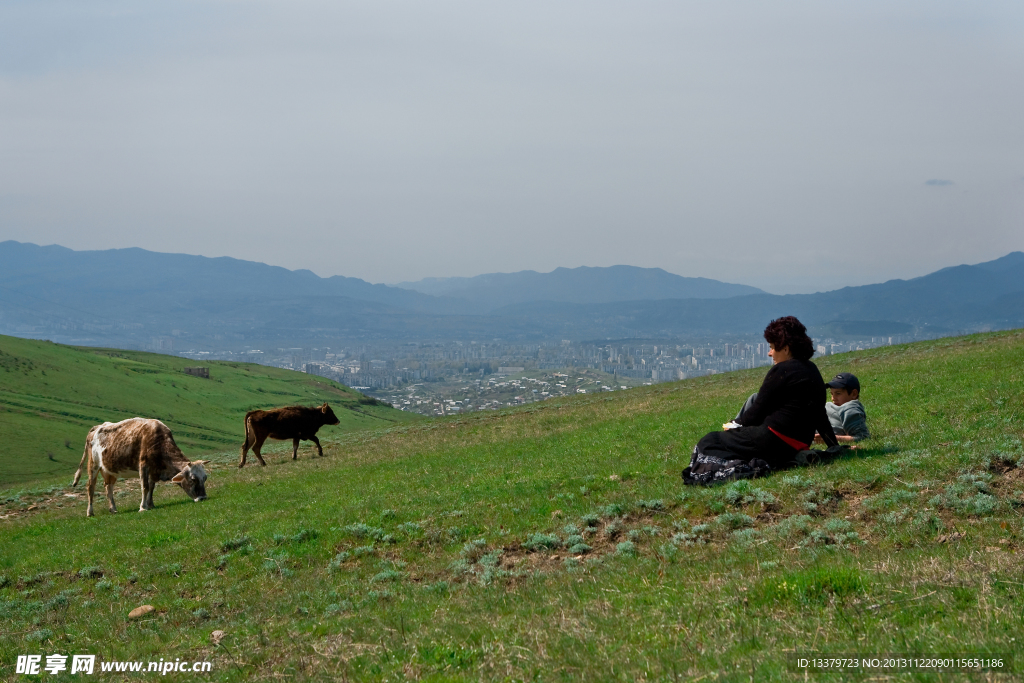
(763, 316), (815, 361)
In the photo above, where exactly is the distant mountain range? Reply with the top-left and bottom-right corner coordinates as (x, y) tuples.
(1, 240), (1022, 347)
(395, 266), (764, 307)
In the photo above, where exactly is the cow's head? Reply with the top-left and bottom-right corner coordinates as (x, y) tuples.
(171, 461), (209, 502)
(321, 403), (340, 425)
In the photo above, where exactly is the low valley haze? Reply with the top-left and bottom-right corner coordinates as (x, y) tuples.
(1, 1), (1023, 293)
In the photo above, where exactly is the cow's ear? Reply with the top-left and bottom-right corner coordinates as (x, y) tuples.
(194, 460), (210, 466)
(321, 403), (328, 412)
(171, 471), (186, 484)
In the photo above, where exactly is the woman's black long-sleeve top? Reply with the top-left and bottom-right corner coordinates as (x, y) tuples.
(735, 358), (838, 448)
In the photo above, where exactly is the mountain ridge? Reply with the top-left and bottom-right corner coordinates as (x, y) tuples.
(394, 264), (765, 307)
(1, 240), (1022, 345)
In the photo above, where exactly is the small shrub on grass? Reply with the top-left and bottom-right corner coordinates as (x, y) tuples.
(448, 559), (472, 575)
(771, 515), (814, 540)
(657, 543), (680, 561)
(563, 557), (581, 570)
(77, 567), (103, 579)
(724, 480), (777, 507)
(627, 529), (641, 541)
(329, 552), (351, 570)
(562, 523), (581, 535)
(580, 513), (600, 527)
(370, 570), (406, 583)
(636, 499), (665, 511)
(360, 590), (393, 606)
(44, 594), (69, 611)
(567, 542), (592, 555)
(94, 579), (116, 592)
(716, 512), (754, 530)
(929, 475), (1000, 516)
(325, 601), (353, 614)
(220, 536), (252, 553)
(290, 529), (318, 544)
(192, 608), (210, 620)
(0, 576), (9, 589)
(669, 531), (701, 546)
(423, 581), (449, 594)
(615, 541), (637, 557)
(342, 523), (387, 541)
(602, 503), (625, 518)
(879, 508), (909, 525)
(862, 489), (917, 511)
(523, 533), (562, 551)
(602, 520), (623, 539)
(478, 551), (508, 586)
(564, 534), (585, 547)
(25, 629), (52, 643)
(351, 546), (376, 558)
(397, 522), (422, 535)
(381, 509), (397, 520)
(461, 539), (488, 563)
(781, 474), (812, 489)
(731, 529), (761, 547)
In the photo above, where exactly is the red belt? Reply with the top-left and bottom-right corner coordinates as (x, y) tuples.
(769, 427), (809, 451)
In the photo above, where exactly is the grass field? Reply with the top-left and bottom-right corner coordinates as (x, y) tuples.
(0, 335), (417, 487)
(1, 330), (1023, 681)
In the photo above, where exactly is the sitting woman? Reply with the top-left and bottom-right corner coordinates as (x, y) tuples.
(683, 316), (838, 485)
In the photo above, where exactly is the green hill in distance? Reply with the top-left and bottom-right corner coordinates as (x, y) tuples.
(0, 330), (1022, 679)
(0, 335), (418, 488)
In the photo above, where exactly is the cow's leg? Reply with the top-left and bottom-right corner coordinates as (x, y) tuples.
(239, 422), (253, 468)
(86, 464), (99, 517)
(103, 472), (118, 514)
(310, 435), (323, 457)
(252, 434), (268, 467)
(292, 438), (300, 460)
(139, 464), (153, 511)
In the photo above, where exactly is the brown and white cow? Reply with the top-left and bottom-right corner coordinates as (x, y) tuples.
(72, 418), (209, 517)
(239, 403), (340, 467)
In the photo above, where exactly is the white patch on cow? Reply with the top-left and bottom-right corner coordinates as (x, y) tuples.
(91, 422), (112, 476)
(92, 419), (143, 477)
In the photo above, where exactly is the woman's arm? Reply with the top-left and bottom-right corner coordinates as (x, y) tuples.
(735, 365), (782, 427)
(815, 406), (839, 448)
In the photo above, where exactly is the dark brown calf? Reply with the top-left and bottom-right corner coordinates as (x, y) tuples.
(72, 418), (209, 517)
(239, 403), (340, 467)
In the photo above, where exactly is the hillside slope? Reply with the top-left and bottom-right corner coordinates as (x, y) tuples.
(0, 335), (418, 487)
(0, 330), (1022, 680)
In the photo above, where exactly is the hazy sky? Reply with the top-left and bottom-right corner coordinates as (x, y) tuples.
(2, 1), (1022, 294)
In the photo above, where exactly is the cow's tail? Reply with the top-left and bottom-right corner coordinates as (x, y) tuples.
(72, 435), (91, 487)
(241, 412), (256, 454)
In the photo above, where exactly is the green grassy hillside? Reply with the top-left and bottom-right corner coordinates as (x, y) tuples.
(1, 330), (1023, 681)
(0, 335), (418, 487)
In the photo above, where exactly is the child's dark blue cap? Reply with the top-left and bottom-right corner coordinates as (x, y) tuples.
(826, 372), (860, 392)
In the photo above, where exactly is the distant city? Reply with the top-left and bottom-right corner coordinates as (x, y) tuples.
(175, 333), (918, 416)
